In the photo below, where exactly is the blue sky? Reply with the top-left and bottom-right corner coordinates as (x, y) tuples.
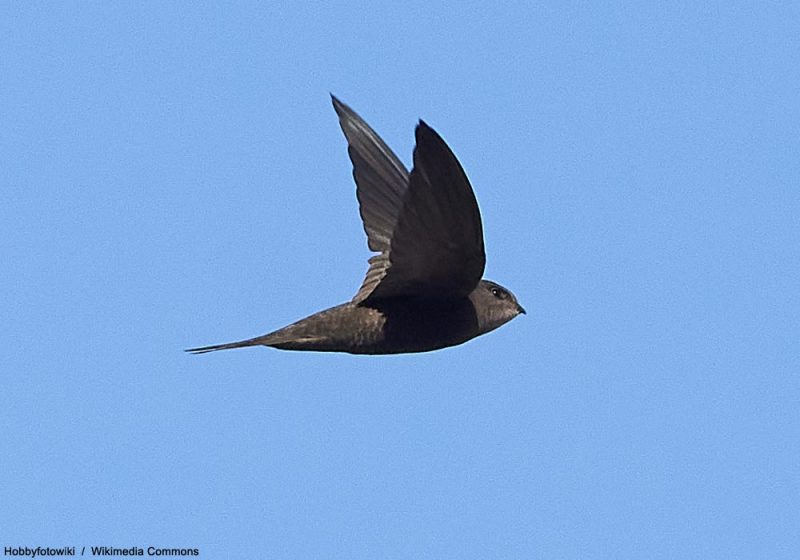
(2, 2), (798, 558)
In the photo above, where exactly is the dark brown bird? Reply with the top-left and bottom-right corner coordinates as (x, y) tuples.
(186, 96), (524, 355)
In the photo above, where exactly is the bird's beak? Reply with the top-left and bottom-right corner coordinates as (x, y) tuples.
(517, 303), (526, 315)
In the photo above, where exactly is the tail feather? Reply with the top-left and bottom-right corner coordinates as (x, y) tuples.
(185, 336), (265, 354)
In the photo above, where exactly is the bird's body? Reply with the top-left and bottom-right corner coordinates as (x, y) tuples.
(187, 97), (524, 356)
(190, 279), (515, 355)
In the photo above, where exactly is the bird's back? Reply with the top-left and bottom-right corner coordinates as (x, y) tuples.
(264, 296), (481, 354)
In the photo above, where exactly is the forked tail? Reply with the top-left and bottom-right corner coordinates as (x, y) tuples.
(185, 336), (263, 354)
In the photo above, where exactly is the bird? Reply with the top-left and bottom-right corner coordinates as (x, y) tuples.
(186, 96), (524, 355)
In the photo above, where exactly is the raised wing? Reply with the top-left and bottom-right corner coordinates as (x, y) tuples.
(332, 96), (409, 253)
(332, 97), (486, 303)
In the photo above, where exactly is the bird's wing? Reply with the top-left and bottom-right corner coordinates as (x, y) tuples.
(332, 96), (486, 304)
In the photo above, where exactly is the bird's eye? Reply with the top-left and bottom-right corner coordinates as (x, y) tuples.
(491, 287), (506, 299)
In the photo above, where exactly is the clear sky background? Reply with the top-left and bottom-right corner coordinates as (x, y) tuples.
(2, 3), (798, 558)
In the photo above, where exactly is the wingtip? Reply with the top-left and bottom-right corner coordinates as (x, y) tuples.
(414, 119), (442, 145)
(415, 119), (434, 134)
(331, 93), (347, 115)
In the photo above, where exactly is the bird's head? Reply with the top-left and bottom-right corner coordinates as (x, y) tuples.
(470, 279), (525, 334)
